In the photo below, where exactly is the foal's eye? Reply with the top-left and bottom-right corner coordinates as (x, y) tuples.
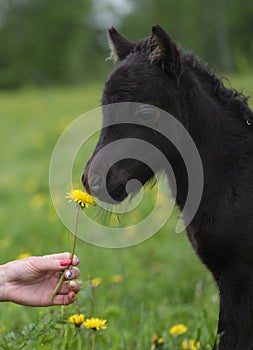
(137, 107), (159, 124)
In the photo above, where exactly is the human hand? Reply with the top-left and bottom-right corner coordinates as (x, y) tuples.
(0, 253), (80, 306)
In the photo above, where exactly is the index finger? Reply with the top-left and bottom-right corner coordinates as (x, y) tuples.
(42, 253), (80, 266)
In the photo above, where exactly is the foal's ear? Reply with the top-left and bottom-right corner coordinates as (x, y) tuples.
(108, 27), (135, 62)
(150, 25), (181, 77)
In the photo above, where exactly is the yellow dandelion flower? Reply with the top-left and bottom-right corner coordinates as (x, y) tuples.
(66, 189), (96, 208)
(182, 340), (189, 350)
(68, 314), (85, 327)
(111, 274), (124, 284)
(189, 339), (200, 350)
(30, 193), (46, 208)
(16, 252), (31, 260)
(83, 317), (108, 331)
(157, 338), (164, 344)
(0, 327), (7, 335)
(0, 239), (10, 249)
(90, 277), (102, 288)
(24, 179), (39, 193)
(151, 335), (159, 344)
(181, 339), (200, 350)
(169, 324), (188, 335)
(50, 189), (96, 303)
(151, 335), (164, 349)
(181, 340), (189, 350)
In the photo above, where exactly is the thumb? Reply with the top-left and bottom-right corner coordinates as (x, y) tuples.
(35, 256), (72, 272)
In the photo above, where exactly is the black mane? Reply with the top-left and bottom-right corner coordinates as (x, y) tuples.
(182, 51), (253, 125)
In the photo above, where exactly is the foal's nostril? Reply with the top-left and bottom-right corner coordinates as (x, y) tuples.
(82, 173), (91, 194)
(81, 173), (86, 186)
(89, 173), (101, 192)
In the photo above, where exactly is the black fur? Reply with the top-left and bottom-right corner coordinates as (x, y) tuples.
(83, 25), (253, 349)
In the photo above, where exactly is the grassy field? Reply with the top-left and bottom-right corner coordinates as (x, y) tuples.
(0, 74), (252, 349)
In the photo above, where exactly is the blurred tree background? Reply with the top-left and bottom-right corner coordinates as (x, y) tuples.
(0, 0), (252, 89)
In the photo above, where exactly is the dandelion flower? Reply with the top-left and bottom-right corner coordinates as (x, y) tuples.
(0, 239), (10, 249)
(151, 335), (159, 343)
(30, 193), (46, 208)
(24, 179), (39, 193)
(182, 339), (200, 350)
(83, 317), (108, 331)
(68, 314), (85, 327)
(111, 274), (124, 284)
(90, 277), (102, 288)
(50, 189), (96, 303)
(169, 324), (188, 335)
(151, 335), (164, 349)
(151, 335), (164, 344)
(16, 252), (31, 260)
(0, 327), (7, 335)
(182, 340), (189, 350)
(66, 189), (96, 208)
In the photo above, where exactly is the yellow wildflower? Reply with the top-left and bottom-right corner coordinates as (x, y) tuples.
(24, 179), (39, 193)
(182, 340), (189, 350)
(66, 189), (96, 208)
(182, 339), (201, 350)
(16, 252), (31, 260)
(111, 274), (124, 284)
(68, 314), (85, 327)
(50, 190), (94, 302)
(0, 239), (10, 249)
(169, 324), (188, 335)
(151, 334), (164, 349)
(90, 277), (102, 288)
(83, 317), (108, 331)
(151, 335), (159, 343)
(0, 327), (7, 334)
(30, 193), (46, 208)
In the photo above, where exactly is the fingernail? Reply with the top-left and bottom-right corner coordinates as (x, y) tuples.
(69, 280), (77, 289)
(60, 259), (72, 267)
(74, 256), (80, 265)
(71, 291), (75, 299)
(65, 270), (73, 279)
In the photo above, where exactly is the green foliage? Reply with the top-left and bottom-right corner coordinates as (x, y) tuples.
(0, 0), (105, 88)
(0, 77), (252, 348)
(122, 0), (253, 72)
(0, 0), (253, 89)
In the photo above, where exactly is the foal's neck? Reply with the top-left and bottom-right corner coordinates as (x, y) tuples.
(173, 66), (253, 212)
(183, 68), (252, 157)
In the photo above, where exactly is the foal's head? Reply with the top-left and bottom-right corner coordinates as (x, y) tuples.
(82, 26), (186, 203)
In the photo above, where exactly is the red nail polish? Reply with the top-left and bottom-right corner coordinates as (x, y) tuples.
(71, 291), (75, 299)
(60, 259), (72, 267)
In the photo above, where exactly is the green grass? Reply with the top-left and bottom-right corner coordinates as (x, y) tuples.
(0, 74), (252, 349)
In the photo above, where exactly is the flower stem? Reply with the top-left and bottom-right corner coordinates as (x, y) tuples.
(91, 332), (96, 350)
(49, 206), (81, 302)
(70, 206), (80, 261)
(77, 330), (82, 350)
(91, 285), (95, 315)
(49, 272), (66, 302)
